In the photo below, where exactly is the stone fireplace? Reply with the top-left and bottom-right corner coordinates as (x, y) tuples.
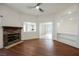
(3, 26), (22, 47)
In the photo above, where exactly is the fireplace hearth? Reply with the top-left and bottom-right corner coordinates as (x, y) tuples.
(3, 26), (22, 47)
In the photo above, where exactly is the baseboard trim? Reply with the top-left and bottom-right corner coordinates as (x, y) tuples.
(23, 38), (39, 41)
(4, 41), (23, 49)
(54, 40), (79, 49)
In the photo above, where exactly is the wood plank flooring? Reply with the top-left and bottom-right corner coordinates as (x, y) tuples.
(0, 39), (79, 56)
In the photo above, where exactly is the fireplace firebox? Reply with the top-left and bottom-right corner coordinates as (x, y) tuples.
(3, 26), (22, 47)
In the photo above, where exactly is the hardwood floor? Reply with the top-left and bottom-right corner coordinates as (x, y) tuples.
(0, 39), (79, 56)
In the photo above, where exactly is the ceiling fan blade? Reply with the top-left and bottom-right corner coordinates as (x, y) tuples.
(39, 8), (44, 12)
(36, 3), (42, 6)
(27, 3), (42, 9)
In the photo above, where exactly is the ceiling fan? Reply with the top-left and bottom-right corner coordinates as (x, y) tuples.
(27, 3), (44, 12)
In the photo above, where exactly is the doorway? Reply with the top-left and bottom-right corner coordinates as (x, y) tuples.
(39, 22), (53, 40)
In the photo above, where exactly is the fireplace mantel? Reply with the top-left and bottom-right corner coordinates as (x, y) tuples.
(2, 26), (22, 29)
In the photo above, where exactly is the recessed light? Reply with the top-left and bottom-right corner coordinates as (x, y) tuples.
(60, 20), (63, 22)
(68, 11), (72, 14)
(57, 22), (60, 27)
(70, 18), (73, 20)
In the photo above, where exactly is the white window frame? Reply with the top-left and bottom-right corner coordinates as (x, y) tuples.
(23, 22), (36, 32)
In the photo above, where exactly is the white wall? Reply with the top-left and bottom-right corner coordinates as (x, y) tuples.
(55, 4), (78, 34)
(56, 17), (78, 35)
(0, 5), (21, 27)
(54, 4), (79, 48)
(19, 14), (39, 40)
(77, 4), (79, 43)
(0, 5), (38, 48)
(0, 17), (3, 48)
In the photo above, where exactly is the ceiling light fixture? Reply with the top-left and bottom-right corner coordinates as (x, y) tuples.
(36, 6), (40, 9)
(57, 22), (60, 27)
(68, 11), (72, 14)
(60, 20), (63, 22)
(70, 18), (73, 20)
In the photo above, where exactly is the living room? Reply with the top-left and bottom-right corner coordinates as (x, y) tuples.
(0, 3), (79, 56)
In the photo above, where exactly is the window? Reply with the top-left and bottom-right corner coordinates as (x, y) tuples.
(23, 22), (36, 32)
